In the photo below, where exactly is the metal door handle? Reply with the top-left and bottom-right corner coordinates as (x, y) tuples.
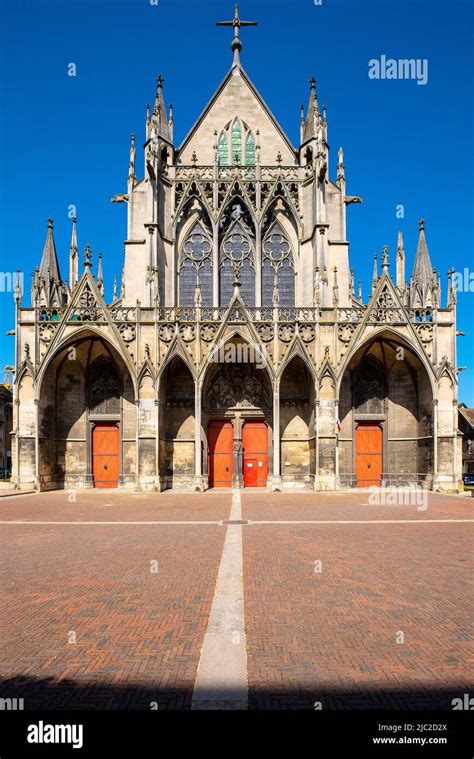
(104, 465), (108, 471)
(367, 463), (371, 469)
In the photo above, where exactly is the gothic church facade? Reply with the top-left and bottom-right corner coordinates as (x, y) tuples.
(11, 11), (462, 492)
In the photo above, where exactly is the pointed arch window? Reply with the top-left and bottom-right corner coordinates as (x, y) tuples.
(179, 222), (213, 307)
(231, 120), (242, 165)
(89, 357), (121, 414)
(262, 223), (295, 307)
(353, 359), (385, 415)
(218, 133), (228, 166)
(245, 133), (256, 166)
(219, 220), (255, 306)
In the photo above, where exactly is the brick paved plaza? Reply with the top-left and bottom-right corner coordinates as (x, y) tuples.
(0, 490), (472, 710)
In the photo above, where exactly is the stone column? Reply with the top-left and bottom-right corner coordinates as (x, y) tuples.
(272, 381), (282, 491)
(433, 399), (438, 488)
(212, 221), (219, 308)
(194, 379), (205, 492)
(232, 413), (244, 489)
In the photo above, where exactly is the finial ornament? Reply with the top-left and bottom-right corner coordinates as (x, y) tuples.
(216, 4), (258, 67)
(419, 218), (425, 232)
(48, 218), (54, 229)
(84, 244), (92, 269)
(156, 75), (164, 90)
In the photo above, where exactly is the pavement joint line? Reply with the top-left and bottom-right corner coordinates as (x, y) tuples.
(0, 518), (472, 526)
(191, 489), (248, 710)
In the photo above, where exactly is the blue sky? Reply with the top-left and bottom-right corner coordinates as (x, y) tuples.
(0, 0), (473, 402)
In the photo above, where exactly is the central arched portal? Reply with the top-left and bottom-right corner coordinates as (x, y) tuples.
(202, 340), (272, 488)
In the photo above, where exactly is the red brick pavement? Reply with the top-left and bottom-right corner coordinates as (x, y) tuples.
(0, 489), (230, 522)
(241, 490), (474, 522)
(0, 490), (472, 710)
(0, 520), (226, 709)
(242, 493), (473, 709)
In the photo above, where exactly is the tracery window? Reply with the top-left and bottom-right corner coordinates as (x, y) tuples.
(262, 223), (295, 307)
(353, 359), (385, 414)
(219, 216), (255, 306)
(179, 223), (213, 307)
(89, 357), (121, 415)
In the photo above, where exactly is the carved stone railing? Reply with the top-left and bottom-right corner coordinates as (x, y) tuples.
(174, 165), (302, 183)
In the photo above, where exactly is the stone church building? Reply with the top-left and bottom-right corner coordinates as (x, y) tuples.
(11, 9), (462, 492)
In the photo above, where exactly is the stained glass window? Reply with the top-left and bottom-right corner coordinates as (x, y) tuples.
(179, 223), (213, 307)
(219, 222), (255, 306)
(245, 134), (256, 166)
(231, 120), (242, 164)
(262, 224), (295, 307)
(218, 133), (228, 166)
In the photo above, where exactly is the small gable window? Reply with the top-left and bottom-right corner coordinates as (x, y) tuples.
(245, 134), (256, 166)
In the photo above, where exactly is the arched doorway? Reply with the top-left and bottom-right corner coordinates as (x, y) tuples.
(280, 356), (315, 488)
(202, 338), (272, 488)
(158, 356), (196, 490)
(37, 333), (135, 490)
(339, 334), (434, 488)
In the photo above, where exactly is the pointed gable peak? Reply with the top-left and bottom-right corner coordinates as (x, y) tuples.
(412, 218), (434, 286)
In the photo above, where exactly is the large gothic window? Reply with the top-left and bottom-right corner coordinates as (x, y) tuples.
(89, 357), (121, 414)
(262, 223), (295, 307)
(179, 223), (213, 307)
(353, 359), (385, 414)
(219, 203), (255, 306)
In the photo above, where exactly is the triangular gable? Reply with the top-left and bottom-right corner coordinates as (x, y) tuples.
(178, 66), (296, 164)
(36, 269), (137, 380)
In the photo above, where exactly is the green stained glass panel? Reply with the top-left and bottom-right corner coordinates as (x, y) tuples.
(232, 121), (242, 164)
(218, 133), (228, 165)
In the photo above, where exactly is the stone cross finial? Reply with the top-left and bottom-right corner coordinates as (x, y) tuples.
(216, 4), (258, 67)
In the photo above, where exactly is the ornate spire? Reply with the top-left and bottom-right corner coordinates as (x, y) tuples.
(128, 133), (136, 182)
(216, 4), (258, 68)
(69, 216), (79, 290)
(113, 274), (118, 301)
(337, 147), (345, 184)
(372, 252), (378, 292)
(97, 252), (104, 294)
(302, 76), (320, 142)
(381, 245), (390, 273)
(151, 75), (171, 143)
(411, 218), (434, 289)
(35, 218), (66, 307)
(396, 230), (405, 289)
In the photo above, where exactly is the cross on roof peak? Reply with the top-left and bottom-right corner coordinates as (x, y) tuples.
(216, 4), (258, 67)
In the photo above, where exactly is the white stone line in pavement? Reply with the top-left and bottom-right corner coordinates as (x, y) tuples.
(248, 519), (474, 525)
(191, 489), (248, 711)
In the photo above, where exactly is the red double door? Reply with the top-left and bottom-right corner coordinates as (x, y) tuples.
(208, 420), (268, 488)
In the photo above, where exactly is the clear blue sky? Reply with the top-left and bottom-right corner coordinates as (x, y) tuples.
(0, 0), (473, 402)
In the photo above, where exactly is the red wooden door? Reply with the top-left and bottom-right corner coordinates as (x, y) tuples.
(355, 423), (383, 487)
(92, 424), (120, 488)
(242, 421), (268, 487)
(208, 421), (233, 488)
